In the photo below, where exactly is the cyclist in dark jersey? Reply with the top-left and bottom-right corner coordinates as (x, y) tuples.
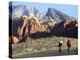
(58, 41), (63, 53)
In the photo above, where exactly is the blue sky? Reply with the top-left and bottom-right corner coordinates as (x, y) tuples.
(11, 1), (78, 18)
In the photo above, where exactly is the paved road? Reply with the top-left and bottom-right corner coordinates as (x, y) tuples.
(12, 48), (78, 59)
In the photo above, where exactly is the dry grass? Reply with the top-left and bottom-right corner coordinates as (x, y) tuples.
(11, 36), (78, 57)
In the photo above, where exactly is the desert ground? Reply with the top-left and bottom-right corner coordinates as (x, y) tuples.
(10, 36), (78, 58)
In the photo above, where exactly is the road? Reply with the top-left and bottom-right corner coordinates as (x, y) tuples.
(12, 48), (78, 59)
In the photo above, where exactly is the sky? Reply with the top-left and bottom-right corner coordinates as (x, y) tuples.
(11, 1), (78, 18)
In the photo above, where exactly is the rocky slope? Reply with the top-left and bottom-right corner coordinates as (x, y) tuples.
(9, 4), (78, 44)
(50, 19), (78, 38)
